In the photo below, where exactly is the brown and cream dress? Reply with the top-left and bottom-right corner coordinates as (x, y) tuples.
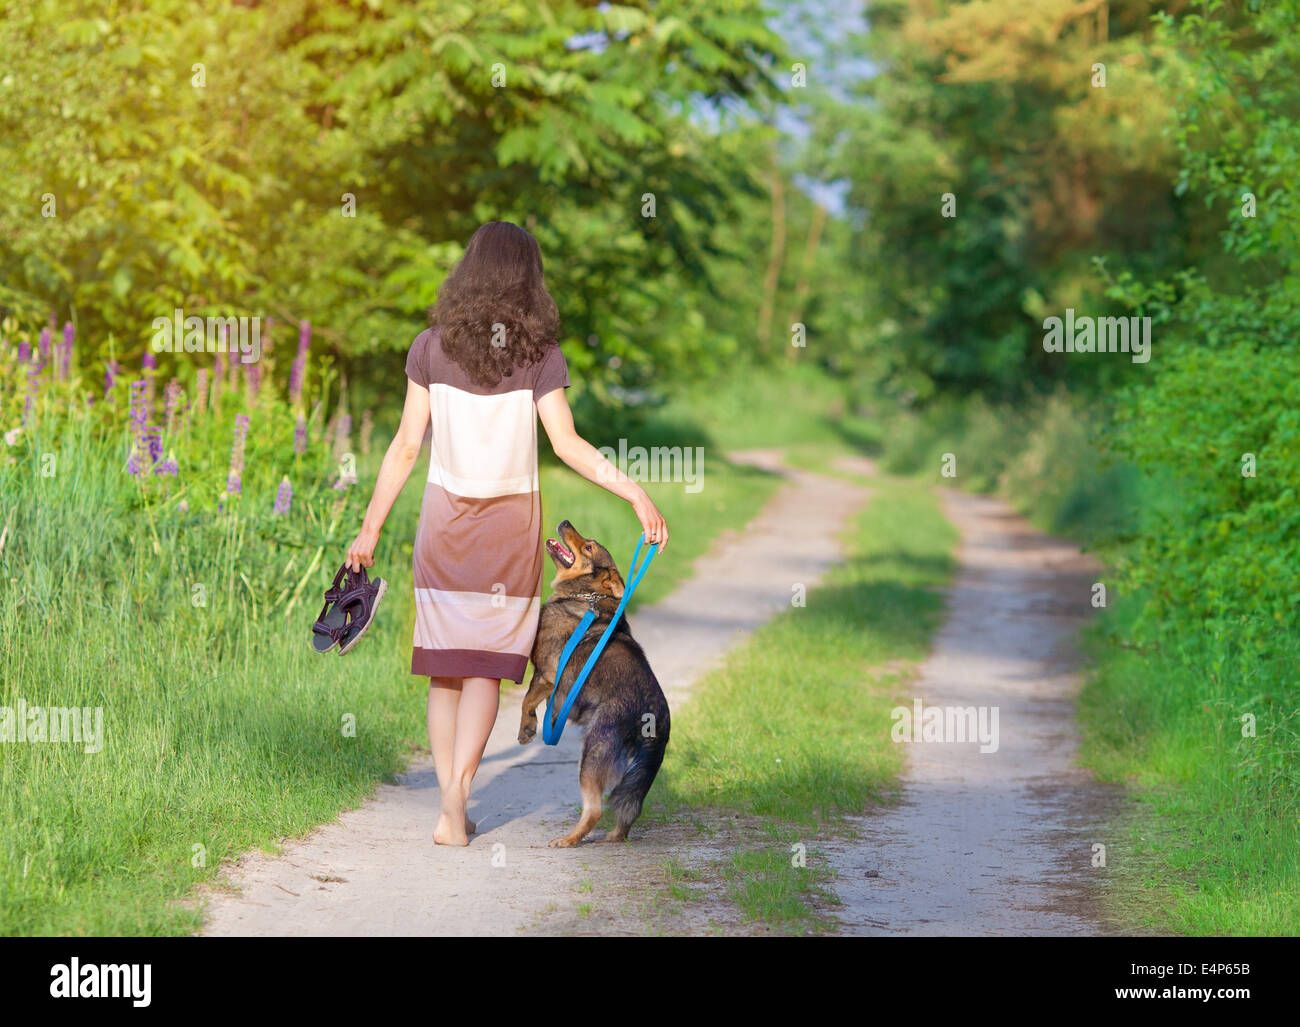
(404, 327), (570, 683)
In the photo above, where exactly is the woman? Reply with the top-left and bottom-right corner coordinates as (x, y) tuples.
(345, 221), (668, 846)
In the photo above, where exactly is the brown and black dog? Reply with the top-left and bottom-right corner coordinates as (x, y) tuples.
(518, 520), (670, 847)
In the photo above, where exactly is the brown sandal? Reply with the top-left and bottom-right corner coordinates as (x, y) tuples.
(311, 564), (388, 655)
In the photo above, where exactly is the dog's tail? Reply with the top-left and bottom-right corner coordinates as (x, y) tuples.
(607, 710), (670, 835)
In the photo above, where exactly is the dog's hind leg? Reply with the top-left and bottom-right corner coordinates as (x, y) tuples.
(548, 737), (616, 848)
(602, 728), (669, 843)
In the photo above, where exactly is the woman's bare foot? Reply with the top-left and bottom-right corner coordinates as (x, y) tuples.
(433, 785), (471, 845)
(433, 813), (468, 846)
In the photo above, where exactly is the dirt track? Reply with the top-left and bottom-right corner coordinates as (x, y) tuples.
(824, 489), (1119, 935)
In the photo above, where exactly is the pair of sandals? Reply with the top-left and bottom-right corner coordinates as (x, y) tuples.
(312, 563), (388, 655)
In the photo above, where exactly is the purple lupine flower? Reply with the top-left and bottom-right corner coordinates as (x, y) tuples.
(226, 413), (249, 494)
(18, 339), (30, 364)
(128, 378), (149, 431)
(289, 319), (309, 405)
(126, 379), (149, 474)
(105, 360), (120, 395)
(293, 417), (307, 455)
(38, 327), (50, 370)
(163, 378), (182, 430)
(274, 476), (292, 515)
(245, 359), (260, 401)
(60, 322), (74, 380)
(22, 362), (38, 426)
(146, 425), (163, 466)
(193, 368), (209, 414)
(153, 455), (178, 477)
(143, 350), (157, 371)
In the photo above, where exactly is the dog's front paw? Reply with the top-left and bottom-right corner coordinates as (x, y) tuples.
(517, 716), (537, 745)
(548, 835), (579, 848)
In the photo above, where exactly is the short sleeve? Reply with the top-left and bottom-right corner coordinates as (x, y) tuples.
(405, 330), (430, 385)
(532, 342), (570, 401)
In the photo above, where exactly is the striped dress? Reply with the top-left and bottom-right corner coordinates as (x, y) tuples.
(404, 327), (570, 683)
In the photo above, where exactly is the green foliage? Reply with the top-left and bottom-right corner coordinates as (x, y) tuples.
(879, 390), (1140, 548)
(1099, 0), (1300, 648)
(1108, 344), (1300, 645)
(0, 0), (787, 410)
(814, 0), (1201, 399)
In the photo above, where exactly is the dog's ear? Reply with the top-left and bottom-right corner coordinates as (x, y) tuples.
(601, 569), (625, 598)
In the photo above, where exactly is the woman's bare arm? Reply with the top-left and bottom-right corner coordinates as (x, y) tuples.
(346, 378), (431, 570)
(536, 387), (669, 549)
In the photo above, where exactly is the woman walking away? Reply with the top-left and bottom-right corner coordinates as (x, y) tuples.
(345, 221), (668, 846)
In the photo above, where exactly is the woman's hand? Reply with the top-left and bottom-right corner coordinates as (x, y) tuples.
(346, 527), (380, 572)
(633, 493), (668, 551)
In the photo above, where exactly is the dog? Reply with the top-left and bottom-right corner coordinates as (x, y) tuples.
(518, 520), (670, 847)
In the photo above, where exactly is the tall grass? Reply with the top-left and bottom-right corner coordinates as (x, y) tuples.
(0, 415), (419, 934)
(1079, 600), (1300, 936)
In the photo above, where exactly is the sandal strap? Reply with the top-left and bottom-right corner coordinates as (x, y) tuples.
(312, 619), (349, 641)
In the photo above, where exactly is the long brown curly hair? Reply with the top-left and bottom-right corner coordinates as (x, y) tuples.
(428, 221), (561, 388)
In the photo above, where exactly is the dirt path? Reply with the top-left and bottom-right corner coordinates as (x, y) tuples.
(200, 450), (871, 936)
(823, 489), (1119, 935)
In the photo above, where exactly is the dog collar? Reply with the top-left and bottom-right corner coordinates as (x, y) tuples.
(559, 590), (607, 607)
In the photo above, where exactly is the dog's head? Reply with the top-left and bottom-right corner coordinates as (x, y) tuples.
(545, 520), (625, 599)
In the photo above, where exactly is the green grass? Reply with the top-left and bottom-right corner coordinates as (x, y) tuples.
(0, 408), (778, 935)
(643, 474), (958, 933)
(651, 358), (881, 455)
(1077, 603), (1300, 936)
(721, 847), (840, 933)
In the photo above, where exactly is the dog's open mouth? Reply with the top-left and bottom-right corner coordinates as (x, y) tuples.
(546, 537), (575, 567)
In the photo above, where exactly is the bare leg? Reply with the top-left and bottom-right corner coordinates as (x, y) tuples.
(432, 675), (500, 845)
(428, 677), (481, 843)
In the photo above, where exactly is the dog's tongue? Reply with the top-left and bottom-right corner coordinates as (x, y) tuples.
(546, 538), (571, 562)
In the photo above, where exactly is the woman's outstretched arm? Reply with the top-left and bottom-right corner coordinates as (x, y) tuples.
(346, 379), (431, 571)
(536, 387), (669, 550)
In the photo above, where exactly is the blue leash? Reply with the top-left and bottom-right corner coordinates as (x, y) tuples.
(542, 533), (657, 745)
